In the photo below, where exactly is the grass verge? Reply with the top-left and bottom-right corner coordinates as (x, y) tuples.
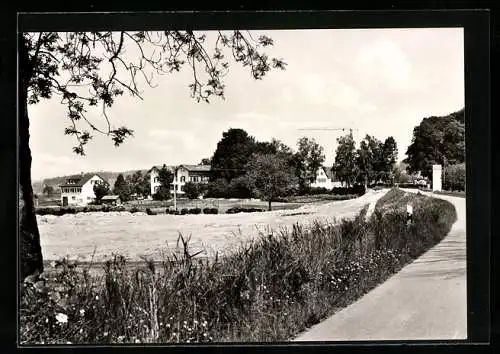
(20, 188), (457, 344)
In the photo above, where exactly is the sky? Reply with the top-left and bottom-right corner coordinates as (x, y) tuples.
(28, 28), (464, 181)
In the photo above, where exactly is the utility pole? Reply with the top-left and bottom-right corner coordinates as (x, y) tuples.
(173, 166), (178, 211)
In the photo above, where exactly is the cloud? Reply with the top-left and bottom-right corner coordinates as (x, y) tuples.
(354, 38), (415, 90)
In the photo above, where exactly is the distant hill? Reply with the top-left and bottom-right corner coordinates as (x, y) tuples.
(33, 169), (151, 192)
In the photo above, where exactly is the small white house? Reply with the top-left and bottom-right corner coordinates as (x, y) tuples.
(59, 173), (108, 207)
(149, 164), (212, 196)
(309, 167), (343, 189)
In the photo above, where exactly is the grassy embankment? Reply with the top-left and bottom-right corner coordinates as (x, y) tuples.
(21, 188), (457, 344)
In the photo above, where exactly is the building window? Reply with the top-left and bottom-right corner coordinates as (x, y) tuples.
(154, 177), (159, 183)
(180, 185), (185, 191)
(318, 178), (326, 183)
(72, 196), (75, 200)
(180, 176), (185, 183)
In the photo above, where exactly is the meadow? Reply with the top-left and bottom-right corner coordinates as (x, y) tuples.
(37, 190), (387, 263)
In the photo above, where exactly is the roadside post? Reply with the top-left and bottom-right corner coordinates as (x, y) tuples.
(406, 203), (413, 225)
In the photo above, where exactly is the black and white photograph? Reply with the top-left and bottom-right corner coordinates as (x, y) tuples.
(18, 13), (474, 345)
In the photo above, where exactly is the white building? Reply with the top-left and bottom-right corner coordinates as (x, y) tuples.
(308, 166), (343, 189)
(59, 173), (108, 206)
(149, 164), (212, 196)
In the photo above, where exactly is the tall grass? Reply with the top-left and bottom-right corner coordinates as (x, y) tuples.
(20, 189), (457, 344)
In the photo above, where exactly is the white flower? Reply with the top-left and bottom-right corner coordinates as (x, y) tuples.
(79, 309), (85, 316)
(56, 313), (68, 324)
(135, 339), (140, 343)
(95, 295), (99, 300)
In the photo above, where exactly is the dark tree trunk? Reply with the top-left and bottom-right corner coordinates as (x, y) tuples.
(18, 34), (43, 282)
(268, 200), (272, 211)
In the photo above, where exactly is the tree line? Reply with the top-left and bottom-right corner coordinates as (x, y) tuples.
(333, 132), (398, 188)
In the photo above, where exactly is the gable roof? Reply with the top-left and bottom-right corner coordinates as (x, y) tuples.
(59, 173), (107, 187)
(102, 195), (120, 200)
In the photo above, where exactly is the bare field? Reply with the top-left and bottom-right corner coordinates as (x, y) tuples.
(37, 189), (389, 263)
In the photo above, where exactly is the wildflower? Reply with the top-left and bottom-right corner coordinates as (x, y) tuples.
(79, 328), (83, 334)
(193, 320), (198, 325)
(104, 332), (108, 336)
(56, 313), (68, 324)
(203, 333), (208, 337)
(166, 323), (171, 328)
(135, 339), (140, 343)
(117, 336), (125, 342)
(95, 295), (99, 300)
(66, 341), (72, 344)
(79, 309), (85, 316)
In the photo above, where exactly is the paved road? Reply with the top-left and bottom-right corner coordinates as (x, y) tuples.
(293, 190), (467, 341)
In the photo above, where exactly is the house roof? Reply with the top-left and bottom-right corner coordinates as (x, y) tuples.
(178, 164), (212, 172)
(59, 173), (107, 187)
(102, 195), (120, 200)
(149, 165), (177, 173)
(150, 164), (212, 173)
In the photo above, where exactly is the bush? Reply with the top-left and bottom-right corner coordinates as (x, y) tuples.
(180, 208), (189, 215)
(228, 176), (254, 199)
(444, 163), (465, 191)
(226, 207), (264, 214)
(205, 178), (230, 198)
(145, 208), (156, 216)
(183, 182), (202, 200)
(110, 206), (126, 212)
(129, 206), (140, 213)
(188, 208), (202, 214)
(331, 185), (366, 196)
(203, 207), (219, 214)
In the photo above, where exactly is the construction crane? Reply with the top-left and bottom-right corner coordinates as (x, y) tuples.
(297, 127), (359, 141)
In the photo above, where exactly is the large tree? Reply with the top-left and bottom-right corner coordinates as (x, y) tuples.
(19, 31), (285, 281)
(210, 128), (257, 182)
(296, 137), (325, 186)
(404, 109), (465, 179)
(93, 182), (110, 204)
(153, 165), (174, 201)
(126, 170), (150, 198)
(112, 173), (131, 202)
(380, 136), (398, 183)
(245, 153), (298, 211)
(333, 132), (357, 187)
(42, 185), (54, 198)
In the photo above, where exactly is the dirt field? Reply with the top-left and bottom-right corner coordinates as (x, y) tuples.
(37, 189), (389, 263)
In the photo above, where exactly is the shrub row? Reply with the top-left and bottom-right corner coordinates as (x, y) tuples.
(226, 207), (265, 214)
(36, 206), (220, 216)
(36, 205), (127, 216)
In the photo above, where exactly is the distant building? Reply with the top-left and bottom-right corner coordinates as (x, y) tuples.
(101, 195), (121, 206)
(149, 164), (212, 196)
(59, 173), (108, 206)
(308, 166), (343, 189)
